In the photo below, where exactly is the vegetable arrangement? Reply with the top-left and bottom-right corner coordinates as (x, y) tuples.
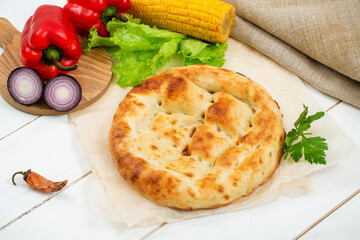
(8, 67), (83, 112)
(8, 0), (232, 110)
(11, 5), (83, 112)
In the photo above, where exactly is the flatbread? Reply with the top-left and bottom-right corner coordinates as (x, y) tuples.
(109, 65), (285, 210)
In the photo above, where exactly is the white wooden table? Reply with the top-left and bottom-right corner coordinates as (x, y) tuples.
(1, 1), (359, 239)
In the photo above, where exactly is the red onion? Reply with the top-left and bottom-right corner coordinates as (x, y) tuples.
(7, 67), (43, 105)
(43, 74), (82, 112)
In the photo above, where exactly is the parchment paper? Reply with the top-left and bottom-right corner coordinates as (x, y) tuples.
(69, 38), (359, 227)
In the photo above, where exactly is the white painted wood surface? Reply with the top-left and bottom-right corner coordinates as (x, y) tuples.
(0, 1), (359, 239)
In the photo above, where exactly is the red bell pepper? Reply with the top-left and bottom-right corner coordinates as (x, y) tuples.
(64, 0), (131, 37)
(20, 5), (82, 80)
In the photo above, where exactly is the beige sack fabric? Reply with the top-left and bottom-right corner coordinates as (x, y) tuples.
(223, 0), (360, 108)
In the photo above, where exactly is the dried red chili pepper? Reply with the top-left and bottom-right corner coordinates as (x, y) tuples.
(12, 169), (68, 192)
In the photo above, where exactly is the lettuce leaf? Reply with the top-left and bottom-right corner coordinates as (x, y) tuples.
(83, 15), (228, 87)
(83, 27), (116, 53)
(180, 38), (228, 67)
(112, 50), (157, 87)
(112, 38), (181, 86)
(107, 17), (185, 86)
(107, 15), (185, 40)
(151, 38), (182, 70)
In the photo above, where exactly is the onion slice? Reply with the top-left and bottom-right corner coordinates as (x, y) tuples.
(43, 74), (82, 112)
(7, 67), (43, 105)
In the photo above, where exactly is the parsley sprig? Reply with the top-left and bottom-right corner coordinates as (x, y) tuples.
(284, 105), (328, 164)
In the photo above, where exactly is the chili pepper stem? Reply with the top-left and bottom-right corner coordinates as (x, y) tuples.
(42, 46), (78, 72)
(101, 5), (128, 25)
(12, 169), (31, 185)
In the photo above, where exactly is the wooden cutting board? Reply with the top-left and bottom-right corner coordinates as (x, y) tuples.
(0, 17), (113, 116)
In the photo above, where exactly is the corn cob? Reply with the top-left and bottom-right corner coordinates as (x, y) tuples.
(130, 0), (236, 43)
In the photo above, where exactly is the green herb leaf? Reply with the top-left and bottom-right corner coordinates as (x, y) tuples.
(294, 104), (308, 129)
(303, 136), (328, 164)
(288, 141), (303, 162)
(284, 105), (328, 164)
(284, 129), (299, 147)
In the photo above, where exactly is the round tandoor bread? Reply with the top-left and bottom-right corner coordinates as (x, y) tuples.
(109, 65), (285, 210)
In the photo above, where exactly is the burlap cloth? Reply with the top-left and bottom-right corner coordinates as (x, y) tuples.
(69, 38), (359, 227)
(223, 0), (360, 108)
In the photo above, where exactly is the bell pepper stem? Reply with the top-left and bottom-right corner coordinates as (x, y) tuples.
(42, 46), (77, 72)
(101, 5), (128, 25)
(52, 61), (78, 71)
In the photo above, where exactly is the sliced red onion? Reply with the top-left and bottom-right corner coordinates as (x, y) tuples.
(7, 67), (43, 105)
(43, 74), (82, 112)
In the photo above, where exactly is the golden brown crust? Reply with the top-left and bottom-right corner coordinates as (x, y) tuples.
(109, 65), (285, 210)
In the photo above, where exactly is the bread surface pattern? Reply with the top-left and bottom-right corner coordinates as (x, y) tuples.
(109, 65), (285, 210)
